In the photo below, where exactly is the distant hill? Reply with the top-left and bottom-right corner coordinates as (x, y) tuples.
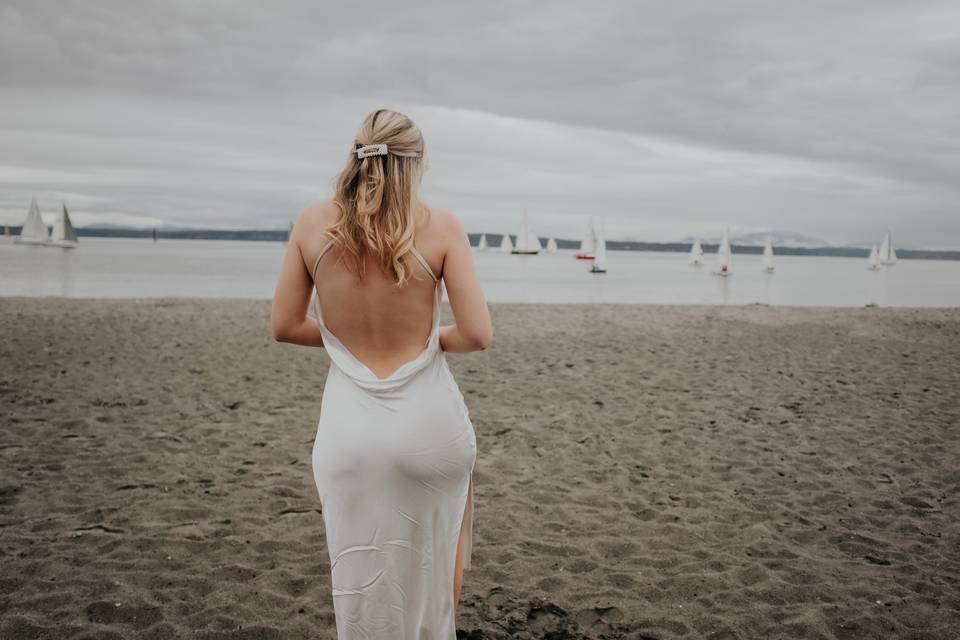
(1, 224), (289, 242)
(682, 230), (830, 248)
(83, 223), (148, 230)
(4, 225), (958, 260)
(843, 237), (918, 251)
(474, 233), (960, 261)
(80, 226), (289, 242)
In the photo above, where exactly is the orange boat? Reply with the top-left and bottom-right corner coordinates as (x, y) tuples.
(575, 218), (596, 259)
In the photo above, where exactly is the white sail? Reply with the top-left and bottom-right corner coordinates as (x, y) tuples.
(49, 201), (79, 247)
(546, 237), (557, 253)
(512, 208), (540, 254)
(499, 232), (513, 252)
(591, 230), (607, 272)
(867, 245), (881, 270)
(879, 231), (897, 265)
(15, 198), (49, 245)
(689, 238), (704, 266)
(715, 227), (733, 275)
(576, 219), (596, 257)
(477, 233), (488, 250)
(528, 230), (541, 251)
(762, 235), (775, 272)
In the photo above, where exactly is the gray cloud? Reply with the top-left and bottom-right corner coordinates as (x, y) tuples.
(1, 0), (958, 246)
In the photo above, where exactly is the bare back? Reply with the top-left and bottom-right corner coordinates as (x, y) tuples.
(272, 197), (490, 362)
(300, 200), (448, 379)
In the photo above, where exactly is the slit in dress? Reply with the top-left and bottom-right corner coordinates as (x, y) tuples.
(457, 472), (473, 572)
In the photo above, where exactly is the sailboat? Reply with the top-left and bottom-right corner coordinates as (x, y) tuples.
(688, 238), (704, 266)
(546, 237), (558, 253)
(575, 219), (596, 259)
(714, 227), (733, 276)
(47, 202), (79, 248)
(762, 235), (775, 273)
(499, 232), (513, 253)
(879, 231), (897, 265)
(511, 208), (540, 254)
(14, 198), (49, 245)
(477, 233), (488, 250)
(590, 227), (607, 273)
(867, 245), (882, 271)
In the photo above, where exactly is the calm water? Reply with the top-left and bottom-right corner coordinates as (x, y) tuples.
(0, 237), (957, 307)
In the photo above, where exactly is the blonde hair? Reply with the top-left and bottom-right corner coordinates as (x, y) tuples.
(325, 109), (428, 287)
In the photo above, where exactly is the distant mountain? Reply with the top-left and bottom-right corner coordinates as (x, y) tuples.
(735, 230), (831, 248)
(84, 222), (209, 231)
(682, 230), (830, 248)
(844, 240), (893, 250)
(68, 225), (289, 242)
(8, 224), (952, 259)
(842, 237), (920, 251)
(84, 223), (145, 230)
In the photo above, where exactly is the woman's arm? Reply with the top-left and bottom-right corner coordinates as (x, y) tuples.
(271, 213), (325, 347)
(438, 212), (492, 353)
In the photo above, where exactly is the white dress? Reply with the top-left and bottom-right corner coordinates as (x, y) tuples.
(310, 240), (477, 639)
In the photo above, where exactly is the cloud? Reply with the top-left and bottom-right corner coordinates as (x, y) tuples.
(1, 0), (958, 246)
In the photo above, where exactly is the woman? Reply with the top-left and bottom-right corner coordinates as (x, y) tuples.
(271, 108), (492, 639)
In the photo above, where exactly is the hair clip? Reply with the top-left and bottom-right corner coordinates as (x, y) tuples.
(356, 144), (388, 159)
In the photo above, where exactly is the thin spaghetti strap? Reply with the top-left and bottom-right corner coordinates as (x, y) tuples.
(312, 240), (336, 282)
(410, 247), (439, 283)
(314, 238), (437, 284)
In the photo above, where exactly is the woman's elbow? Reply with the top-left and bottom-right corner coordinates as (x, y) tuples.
(471, 330), (493, 351)
(271, 318), (291, 343)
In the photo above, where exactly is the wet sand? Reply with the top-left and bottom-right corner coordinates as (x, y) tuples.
(0, 298), (958, 639)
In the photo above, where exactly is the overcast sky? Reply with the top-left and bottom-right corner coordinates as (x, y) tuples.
(1, 1), (958, 247)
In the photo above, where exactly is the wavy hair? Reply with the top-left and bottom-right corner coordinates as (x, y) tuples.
(325, 109), (428, 287)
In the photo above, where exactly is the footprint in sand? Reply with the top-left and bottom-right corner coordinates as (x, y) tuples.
(526, 602), (568, 633)
(575, 605), (623, 631)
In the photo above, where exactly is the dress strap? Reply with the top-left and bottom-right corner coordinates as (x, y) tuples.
(410, 247), (439, 283)
(312, 240), (335, 282)
(313, 239), (438, 284)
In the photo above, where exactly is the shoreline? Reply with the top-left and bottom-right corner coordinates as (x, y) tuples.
(6, 231), (960, 261)
(2, 294), (959, 311)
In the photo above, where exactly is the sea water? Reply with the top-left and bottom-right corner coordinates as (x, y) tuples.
(0, 237), (957, 307)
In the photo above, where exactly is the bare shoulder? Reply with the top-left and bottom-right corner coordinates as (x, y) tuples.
(416, 206), (469, 277)
(423, 206), (466, 239)
(295, 198), (339, 234)
(292, 199), (339, 274)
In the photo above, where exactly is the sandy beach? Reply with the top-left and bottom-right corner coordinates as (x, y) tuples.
(0, 297), (957, 639)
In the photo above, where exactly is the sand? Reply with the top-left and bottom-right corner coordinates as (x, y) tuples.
(0, 297), (958, 639)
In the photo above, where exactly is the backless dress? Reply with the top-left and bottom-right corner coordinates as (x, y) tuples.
(310, 240), (477, 639)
